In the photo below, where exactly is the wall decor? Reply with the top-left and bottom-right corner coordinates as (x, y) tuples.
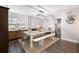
(65, 15), (75, 24)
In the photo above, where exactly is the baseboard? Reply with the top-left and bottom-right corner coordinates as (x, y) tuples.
(61, 37), (79, 43)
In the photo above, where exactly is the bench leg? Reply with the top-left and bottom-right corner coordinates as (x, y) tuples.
(39, 40), (44, 48)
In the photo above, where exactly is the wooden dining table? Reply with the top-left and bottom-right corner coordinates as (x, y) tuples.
(23, 31), (52, 48)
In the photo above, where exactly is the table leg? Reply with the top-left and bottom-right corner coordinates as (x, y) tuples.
(30, 35), (33, 48)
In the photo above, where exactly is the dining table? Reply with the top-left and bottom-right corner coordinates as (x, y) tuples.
(23, 30), (51, 48)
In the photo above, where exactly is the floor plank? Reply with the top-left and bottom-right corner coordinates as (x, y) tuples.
(8, 40), (25, 53)
(42, 40), (79, 53)
(8, 39), (79, 53)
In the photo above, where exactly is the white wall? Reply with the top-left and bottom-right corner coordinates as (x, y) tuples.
(58, 9), (79, 43)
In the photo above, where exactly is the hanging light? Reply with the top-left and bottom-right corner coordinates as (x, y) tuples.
(36, 10), (47, 18)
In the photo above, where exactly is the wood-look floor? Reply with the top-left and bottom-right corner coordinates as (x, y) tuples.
(8, 40), (25, 53)
(42, 40), (79, 53)
(8, 39), (79, 53)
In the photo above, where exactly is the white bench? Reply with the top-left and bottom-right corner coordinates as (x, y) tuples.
(33, 33), (55, 47)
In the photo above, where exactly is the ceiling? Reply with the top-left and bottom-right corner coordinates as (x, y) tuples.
(41, 5), (79, 12)
(4, 5), (79, 16)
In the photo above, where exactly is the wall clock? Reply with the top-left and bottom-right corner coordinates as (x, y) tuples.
(65, 16), (75, 24)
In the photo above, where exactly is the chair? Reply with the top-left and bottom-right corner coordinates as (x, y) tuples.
(19, 30), (30, 41)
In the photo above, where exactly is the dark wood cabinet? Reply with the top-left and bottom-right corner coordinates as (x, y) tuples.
(9, 31), (21, 40)
(0, 6), (9, 52)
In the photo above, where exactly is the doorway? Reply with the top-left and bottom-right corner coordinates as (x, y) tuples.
(55, 18), (61, 38)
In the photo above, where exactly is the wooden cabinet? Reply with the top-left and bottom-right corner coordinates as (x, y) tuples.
(9, 31), (21, 40)
(0, 6), (9, 52)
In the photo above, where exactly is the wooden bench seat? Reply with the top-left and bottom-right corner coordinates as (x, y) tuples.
(33, 34), (55, 42)
(33, 33), (55, 47)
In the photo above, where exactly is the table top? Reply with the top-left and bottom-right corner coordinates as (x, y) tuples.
(23, 31), (51, 36)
